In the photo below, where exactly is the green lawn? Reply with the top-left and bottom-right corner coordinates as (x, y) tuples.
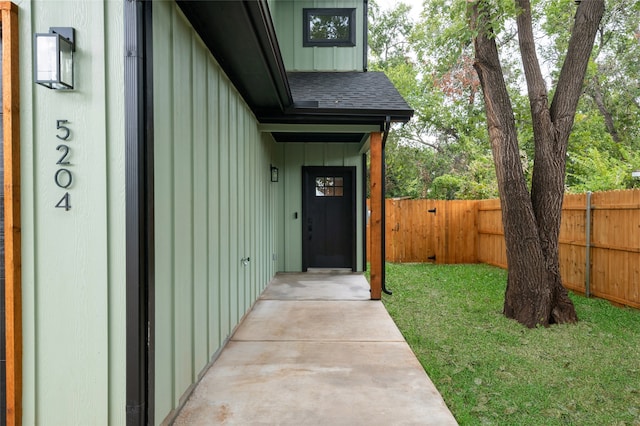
(380, 263), (640, 426)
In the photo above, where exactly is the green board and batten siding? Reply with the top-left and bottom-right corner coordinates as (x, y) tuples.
(152, 3), (279, 423)
(270, 0), (365, 72)
(20, 1), (126, 424)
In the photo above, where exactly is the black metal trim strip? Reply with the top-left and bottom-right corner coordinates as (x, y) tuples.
(362, 153), (367, 272)
(363, 0), (368, 71)
(125, 0), (154, 424)
(144, 2), (155, 423)
(381, 117), (391, 295)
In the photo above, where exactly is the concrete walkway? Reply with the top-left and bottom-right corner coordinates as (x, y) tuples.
(174, 272), (458, 425)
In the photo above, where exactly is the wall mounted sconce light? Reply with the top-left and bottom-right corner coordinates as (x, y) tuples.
(34, 27), (75, 90)
(270, 165), (279, 182)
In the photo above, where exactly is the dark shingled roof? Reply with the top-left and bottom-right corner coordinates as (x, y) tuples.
(287, 72), (413, 120)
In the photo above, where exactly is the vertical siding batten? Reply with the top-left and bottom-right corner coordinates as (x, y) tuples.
(243, 105), (252, 313)
(152, 2), (175, 421)
(171, 8), (193, 406)
(206, 62), (221, 355)
(218, 75), (230, 343)
(104, 0), (128, 422)
(237, 104), (245, 319)
(228, 92), (238, 326)
(191, 34), (209, 378)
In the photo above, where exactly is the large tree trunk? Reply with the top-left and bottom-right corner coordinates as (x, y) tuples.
(470, 0), (604, 327)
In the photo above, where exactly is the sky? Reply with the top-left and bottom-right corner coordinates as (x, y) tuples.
(374, 0), (424, 21)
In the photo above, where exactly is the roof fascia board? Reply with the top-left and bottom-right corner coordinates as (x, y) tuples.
(286, 107), (414, 117)
(258, 123), (380, 133)
(258, 114), (411, 126)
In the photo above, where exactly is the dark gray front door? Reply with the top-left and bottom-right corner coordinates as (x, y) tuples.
(302, 166), (356, 271)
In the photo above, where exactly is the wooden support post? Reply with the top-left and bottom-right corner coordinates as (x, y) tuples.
(2, 3), (21, 425)
(369, 132), (383, 299)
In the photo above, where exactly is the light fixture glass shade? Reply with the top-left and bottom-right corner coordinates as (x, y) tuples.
(35, 34), (58, 83)
(59, 37), (74, 88)
(34, 32), (74, 90)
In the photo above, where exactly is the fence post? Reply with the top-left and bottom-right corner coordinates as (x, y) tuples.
(585, 191), (592, 297)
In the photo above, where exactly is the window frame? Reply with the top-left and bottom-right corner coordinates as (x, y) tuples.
(303, 8), (356, 47)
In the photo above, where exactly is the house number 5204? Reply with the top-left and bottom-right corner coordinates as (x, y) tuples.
(55, 119), (73, 211)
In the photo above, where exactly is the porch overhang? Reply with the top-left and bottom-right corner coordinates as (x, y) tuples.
(176, 0), (293, 112)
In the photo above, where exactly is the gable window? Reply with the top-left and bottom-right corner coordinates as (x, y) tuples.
(303, 8), (356, 47)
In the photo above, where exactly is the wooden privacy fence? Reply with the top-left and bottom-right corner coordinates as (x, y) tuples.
(367, 189), (640, 309)
(366, 199), (478, 264)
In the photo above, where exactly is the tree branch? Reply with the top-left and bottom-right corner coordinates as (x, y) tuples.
(550, 0), (605, 134)
(587, 74), (621, 142)
(515, 0), (550, 119)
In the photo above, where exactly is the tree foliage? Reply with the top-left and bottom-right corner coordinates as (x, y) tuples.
(369, 0), (640, 200)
